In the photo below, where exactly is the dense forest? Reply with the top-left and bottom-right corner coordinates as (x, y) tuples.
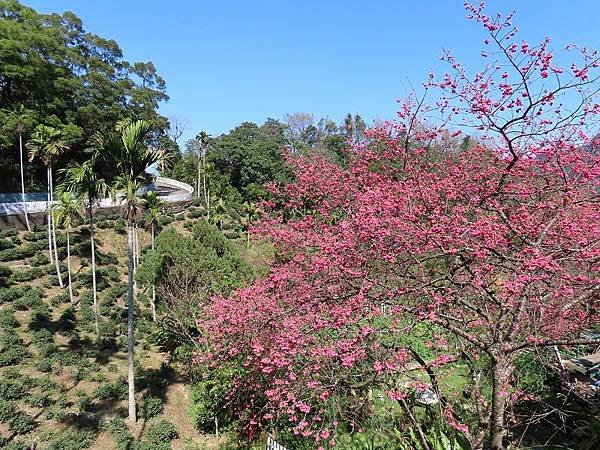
(1, 1), (600, 450)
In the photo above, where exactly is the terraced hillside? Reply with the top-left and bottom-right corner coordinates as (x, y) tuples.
(0, 204), (247, 450)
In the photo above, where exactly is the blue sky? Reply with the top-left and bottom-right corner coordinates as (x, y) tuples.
(26, 1), (600, 143)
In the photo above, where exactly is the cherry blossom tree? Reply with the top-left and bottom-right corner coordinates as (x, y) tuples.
(196, 4), (600, 449)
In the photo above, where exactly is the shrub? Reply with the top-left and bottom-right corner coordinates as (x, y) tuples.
(114, 217), (126, 234)
(188, 366), (237, 432)
(0, 264), (12, 286)
(25, 391), (53, 408)
(139, 395), (163, 419)
(32, 328), (53, 345)
(27, 253), (50, 267)
(8, 411), (36, 435)
(0, 237), (14, 250)
(97, 251), (119, 265)
(22, 231), (46, 242)
(0, 248), (24, 262)
(0, 377), (28, 399)
(0, 286), (20, 303)
(0, 332), (30, 366)
(47, 430), (97, 450)
(94, 377), (128, 401)
(0, 399), (16, 422)
(146, 419), (179, 443)
(107, 417), (134, 450)
(34, 358), (53, 373)
(12, 266), (45, 282)
(187, 210), (204, 219)
(13, 289), (44, 310)
(0, 229), (17, 237)
(0, 308), (20, 329)
(28, 306), (51, 329)
(51, 291), (71, 306)
(159, 216), (173, 226)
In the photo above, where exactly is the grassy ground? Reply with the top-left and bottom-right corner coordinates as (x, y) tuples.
(0, 206), (238, 449)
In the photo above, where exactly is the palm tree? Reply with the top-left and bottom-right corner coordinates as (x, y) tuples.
(60, 149), (109, 342)
(27, 125), (68, 287)
(144, 190), (165, 321)
(101, 119), (163, 423)
(194, 131), (210, 208)
(243, 201), (260, 250)
(52, 192), (81, 303)
(212, 197), (227, 231)
(12, 105), (32, 231)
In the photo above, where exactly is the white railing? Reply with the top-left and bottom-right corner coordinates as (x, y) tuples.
(266, 435), (288, 450)
(0, 177), (194, 216)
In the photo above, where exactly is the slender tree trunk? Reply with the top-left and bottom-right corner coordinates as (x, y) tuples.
(490, 358), (512, 450)
(135, 224), (140, 268)
(206, 184), (210, 221)
(150, 222), (156, 322)
(196, 154), (202, 199)
(89, 203), (100, 343)
(66, 230), (73, 303)
(49, 167), (63, 288)
(202, 153), (208, 208)
(127, 215), (137, 422)
(46, 166), (53, 264)
(18, 132), (31, 231)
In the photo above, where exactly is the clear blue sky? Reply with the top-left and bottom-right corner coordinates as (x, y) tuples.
(26, 1), (600, 143)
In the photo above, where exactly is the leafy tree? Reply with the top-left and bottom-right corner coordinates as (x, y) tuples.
(209, 120), (290, 201)
(137, 221), (252, 355)
(194, 6), (600, 449)
(0, 0), (172, 190)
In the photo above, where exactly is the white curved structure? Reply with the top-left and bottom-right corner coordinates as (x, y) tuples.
(0, 177), (194, 216)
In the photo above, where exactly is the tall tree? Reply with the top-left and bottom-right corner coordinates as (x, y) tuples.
(102, 119), (163, 423)
(143, 190), (165, 321)
(5, 105), (35, 231)
(0, 1), (171, 191)
(27, 124), (68, 287)
(60, 148), (109, 342)
(195, 5), (600, 449)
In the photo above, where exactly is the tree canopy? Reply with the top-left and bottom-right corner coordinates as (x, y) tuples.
(0, 0), (171, 190)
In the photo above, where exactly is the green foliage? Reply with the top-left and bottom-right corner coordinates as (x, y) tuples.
(0, 377), (28, 400)
(0, 307), (19, 329)
(189, 364), (238, 432)
(0, 264), (12, 286)
(0, 0), (172, 191)
(0, 237), (14, 250)
(47, 430), (97, 450)
(107, 417), (134, 450)
(11, 266), (45, 282)
(146, 419), (179, 443)
(8, 411), (36, 435)
(94, 377), (128, 401)
(0, 332), (30, 366)
(0, 399), (16, 422)
(27, 253), (50, 267)
(139, 394), (163, 419)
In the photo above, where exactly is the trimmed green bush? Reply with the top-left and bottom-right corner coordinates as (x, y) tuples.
(139, 395), (163, 419)
(8, 411), (36, 435)
(146, 419), (178, 443)
(93, 377), (127, 401)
